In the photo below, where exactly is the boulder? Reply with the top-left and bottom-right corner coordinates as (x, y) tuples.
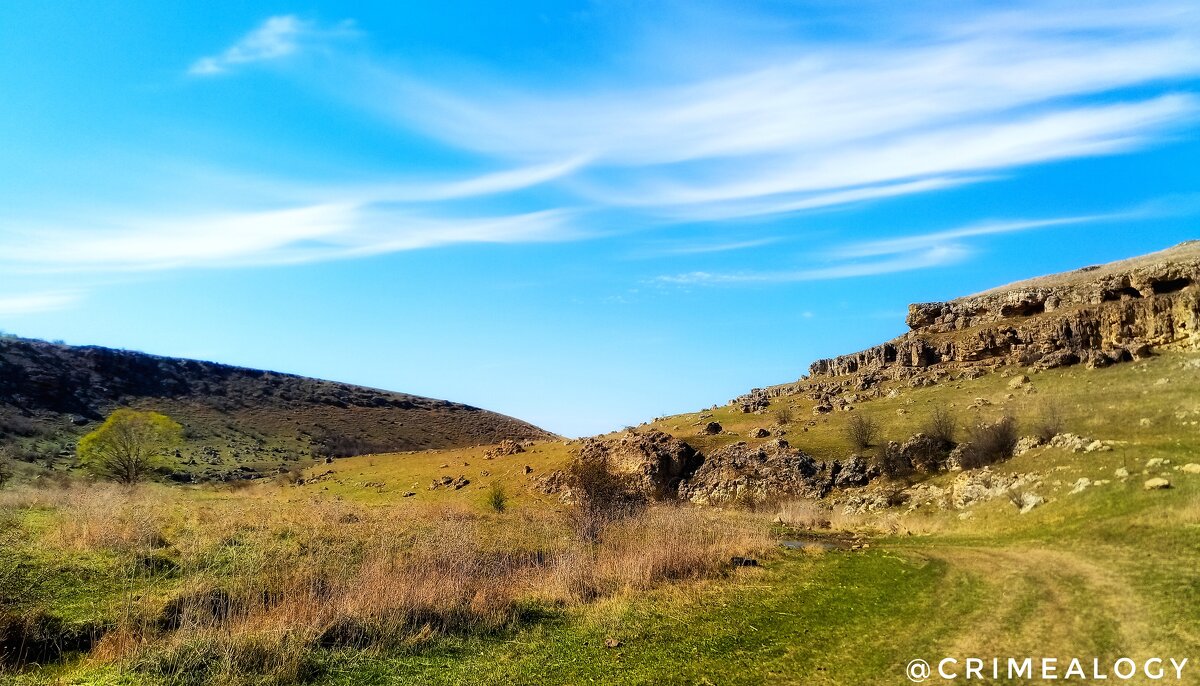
(485, 439), (526, 458)
(1181, 463), (1200, 474)
(897, 433), (951, 473)
(1008, 375), (1030, 389)
(1013, 435), (1044, 456)
(1014, 492), (1045, 514)
(830, 454), (879, 489)
(748, 427), (771, 438)
(702, 421), (723, 435)
(1143, 477), (1171, 490)
(572, 430), (702, 499)
(679, 440), (827, 505)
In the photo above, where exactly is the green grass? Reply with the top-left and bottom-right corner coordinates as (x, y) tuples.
(4, 352), (1200, 684)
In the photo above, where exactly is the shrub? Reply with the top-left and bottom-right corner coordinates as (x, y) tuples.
(960, 416), (1019, 469)
(1032, 401), (1065, 442)
(563, 457), (643, 544)
(923, 406), (956, 445)
(774, 407), (793, 426)
(844, 413), (879, 451)
(486, 481), (508, 513)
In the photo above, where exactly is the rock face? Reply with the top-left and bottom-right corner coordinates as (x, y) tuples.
(679, 440), (826, 504)
(575, 430), (703, 499)
(678, 440), (879, 505)
(808, 241), (1200, 380)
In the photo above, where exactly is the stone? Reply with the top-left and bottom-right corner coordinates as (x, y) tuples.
(945, 443), (970, 471)
(831, 454), (879, 489)
(604, 638), (622, 649)
(1069, 478), (1091, 494)
(1146, 458), (1166, 469)
(1008, 375), (1030, 389)
(1182, 463), (1200, 474)
(485, 439), (526, 458)
(1115, 467), (1130, 478)
(896, 433), (951, 474)
(702, 421), (723, 434)
(1013, 436), (1044, 456)
(748, 427), (771, 438)
(1014, 492), (1045, 514)
(1143, 477), (1171, 490)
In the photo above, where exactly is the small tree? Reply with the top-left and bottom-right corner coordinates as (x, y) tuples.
(774, 407), (793, 426)
(844, 413), (880, 451)
(923, 405), (957, 446)
(78, 409), (182, 484)
(1032, 401), (1065, 442)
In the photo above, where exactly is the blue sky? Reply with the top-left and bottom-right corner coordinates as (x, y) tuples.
(1, 1), (1199, 436)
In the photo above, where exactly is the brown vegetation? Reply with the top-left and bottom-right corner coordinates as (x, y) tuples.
(0, 483), (769, 683)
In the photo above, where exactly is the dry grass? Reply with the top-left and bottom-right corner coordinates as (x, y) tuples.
(2, 482), (770, 684)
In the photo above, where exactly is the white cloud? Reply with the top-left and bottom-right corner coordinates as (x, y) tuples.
(831, 216), (1117, 259)
(189, 15), (354, 76)
(0, 158), (585, 273)
(0, 291), (81, 316)
(655, 210), (1131, 286)
(1, 206), (577, 272)
(354, 2), (1200, 220)
(658, 245), (970, 285)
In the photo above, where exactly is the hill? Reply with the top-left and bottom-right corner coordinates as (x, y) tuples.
(0, 335), (553, 482)
(3, 241), (1200, 685)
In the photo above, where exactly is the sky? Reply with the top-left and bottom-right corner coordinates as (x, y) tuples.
(1, 1), (1199, 437)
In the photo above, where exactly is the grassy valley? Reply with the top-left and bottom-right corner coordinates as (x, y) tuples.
(3, 349), (1199, 684)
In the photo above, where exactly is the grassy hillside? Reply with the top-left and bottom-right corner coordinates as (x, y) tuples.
(2, 350), (1199, 684)
(0, 335), (553, 484)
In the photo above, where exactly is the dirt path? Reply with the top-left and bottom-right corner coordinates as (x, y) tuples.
(913, 545), (1158, 663)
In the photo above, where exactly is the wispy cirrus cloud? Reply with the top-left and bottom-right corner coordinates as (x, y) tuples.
(658, 245), (971, 285)
(11, 0), (1197, 294)
(0, 159), (584, 273)
(189, 15), (355, 76)
(655, 211), (1129, 286)
(355, 2), (1200, 221)
(0, 291), (81, 316)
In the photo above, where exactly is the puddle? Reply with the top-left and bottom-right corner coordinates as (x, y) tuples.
(780, 537), (855, 552)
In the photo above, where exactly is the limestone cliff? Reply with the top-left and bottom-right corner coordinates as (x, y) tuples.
(808, 241), (1200, 380)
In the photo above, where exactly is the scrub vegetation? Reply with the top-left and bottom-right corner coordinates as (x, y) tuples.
(3, 351), (1200, 684)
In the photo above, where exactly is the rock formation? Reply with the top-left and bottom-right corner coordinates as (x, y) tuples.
(808, 241), (1200, 380)
(573, 430), (703, 499)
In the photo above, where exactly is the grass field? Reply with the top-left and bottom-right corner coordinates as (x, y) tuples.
(3, 352), (1199, 684)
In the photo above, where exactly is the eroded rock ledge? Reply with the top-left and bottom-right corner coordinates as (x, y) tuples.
(808, 241), (1200, 380)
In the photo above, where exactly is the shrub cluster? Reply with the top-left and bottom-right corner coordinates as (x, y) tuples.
(959, 416), (1019, 469)
(843, 413), (880, 451)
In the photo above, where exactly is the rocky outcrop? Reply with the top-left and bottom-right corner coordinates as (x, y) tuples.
(678, 439), (880, 505)
(678, 439), (826, 504)
(573, 430), (703, 499)
(808, 241), (1200, 380)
